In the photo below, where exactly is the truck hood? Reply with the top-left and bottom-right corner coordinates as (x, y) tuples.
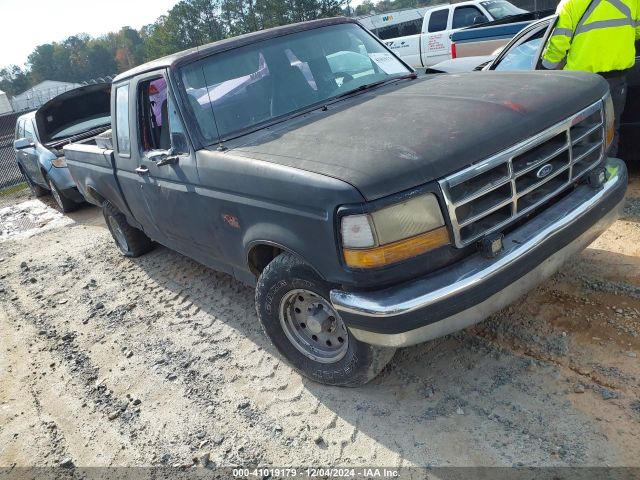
(230, 71), (608, 201)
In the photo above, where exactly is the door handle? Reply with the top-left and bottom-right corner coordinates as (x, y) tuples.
(135, 166), (149, 175)
(156, 154), (179, 167)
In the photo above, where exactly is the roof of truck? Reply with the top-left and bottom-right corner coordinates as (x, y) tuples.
(114, 17), (357, 83)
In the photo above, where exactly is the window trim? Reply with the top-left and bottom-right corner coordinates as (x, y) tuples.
(23, 118), (37, 142)
(115, 84), (131, 157)
(488, 19), (553, 70)
(428, 8), (450, 33)
(137, 75), (168, 154)
(16, 119), (25, 139)
(452, 5), (485, 30)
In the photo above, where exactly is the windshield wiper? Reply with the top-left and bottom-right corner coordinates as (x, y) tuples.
(333, 73), (417, 100)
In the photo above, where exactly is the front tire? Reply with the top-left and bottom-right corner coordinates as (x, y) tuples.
(48, 178), (78, 213)
(102, 201), (153, 257)
(255, 253), (396, 386)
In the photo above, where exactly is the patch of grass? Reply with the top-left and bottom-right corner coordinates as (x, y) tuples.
(0, 182), (28, 197)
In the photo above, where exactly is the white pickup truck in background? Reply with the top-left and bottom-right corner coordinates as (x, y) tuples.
(358, 0), (528, 68)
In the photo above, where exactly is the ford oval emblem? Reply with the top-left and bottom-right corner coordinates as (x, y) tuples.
(536, 164), (553, 179)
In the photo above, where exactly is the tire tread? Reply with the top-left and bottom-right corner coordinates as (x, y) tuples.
(255, 252), (395, 387)
(102, 201), (153, 257)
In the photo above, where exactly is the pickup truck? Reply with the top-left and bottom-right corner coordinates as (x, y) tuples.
(64, 17), (627, 386)
(359, 0), (529, 68)
(449, 9), (554, 60)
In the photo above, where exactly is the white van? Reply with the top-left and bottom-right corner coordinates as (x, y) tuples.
(358, 0), (527, 68)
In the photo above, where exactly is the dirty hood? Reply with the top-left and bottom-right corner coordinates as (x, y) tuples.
(230, 71), (608, 201)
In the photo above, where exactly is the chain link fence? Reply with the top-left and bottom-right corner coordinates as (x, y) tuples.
(0, 109), (36, 239)
(0, 110), (32, 206)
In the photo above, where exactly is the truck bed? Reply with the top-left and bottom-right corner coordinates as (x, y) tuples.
(64, 142), (132, 218)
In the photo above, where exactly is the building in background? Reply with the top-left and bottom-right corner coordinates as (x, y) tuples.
(0, 90), (12, 115)
(10, 80), (82, 112)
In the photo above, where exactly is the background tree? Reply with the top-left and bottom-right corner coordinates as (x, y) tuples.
(0, 66), (32, 96)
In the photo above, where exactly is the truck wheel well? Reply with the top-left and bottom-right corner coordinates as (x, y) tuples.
(85, 186), (105, 205)
(248, 244), (283, 276)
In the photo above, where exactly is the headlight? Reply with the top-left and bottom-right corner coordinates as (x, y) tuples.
(604, 94), (615, 151)
(51, 157), (67, 168)
(340, 193), (450, 269)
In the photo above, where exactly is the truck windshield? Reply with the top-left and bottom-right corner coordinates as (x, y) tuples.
(480, 1), (528, 19)
(179, 23), (411, 142)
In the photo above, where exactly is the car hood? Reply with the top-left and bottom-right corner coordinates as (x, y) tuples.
(428, 56), (495, 73)
(230, 71), (608, 201)
(35, 83), (111, 147)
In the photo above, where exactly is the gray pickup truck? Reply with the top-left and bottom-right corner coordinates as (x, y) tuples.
(64, 17), (627, 386)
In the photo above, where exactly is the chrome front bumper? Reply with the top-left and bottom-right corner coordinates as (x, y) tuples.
(330, 158), (628, 348)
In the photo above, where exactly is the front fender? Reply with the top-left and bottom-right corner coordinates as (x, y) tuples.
(45, 164), (77, 190)
(243, 223), (329, 281)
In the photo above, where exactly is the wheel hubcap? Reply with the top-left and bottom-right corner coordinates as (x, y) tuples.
(107, 216), (129, 252)
(279, 289), (349, 363)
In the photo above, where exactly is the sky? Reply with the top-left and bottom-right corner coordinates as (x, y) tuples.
(0, 0), (181, 68)
(1, 0), (367, 69)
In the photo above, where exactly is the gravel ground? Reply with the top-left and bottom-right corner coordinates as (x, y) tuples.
(0, 173), (639, 470)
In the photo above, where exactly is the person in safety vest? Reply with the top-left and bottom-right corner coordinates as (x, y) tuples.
(542, 0), (640, 156)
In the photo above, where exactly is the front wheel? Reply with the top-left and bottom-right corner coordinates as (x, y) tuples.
(48, 178), (78, 213)
(255, 253), (396, 386)
(102, 201), (153, 257)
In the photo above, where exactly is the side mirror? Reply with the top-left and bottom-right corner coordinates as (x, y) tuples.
(473, 15), (488, 25)
(14, 138), (35, 150)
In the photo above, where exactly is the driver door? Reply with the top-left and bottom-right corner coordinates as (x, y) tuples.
(117, 70), (201, 250)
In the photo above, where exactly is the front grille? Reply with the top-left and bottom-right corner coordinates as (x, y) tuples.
(439, 100), (606, 247)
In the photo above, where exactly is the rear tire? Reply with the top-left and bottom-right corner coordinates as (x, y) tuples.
(48, 178), (78, 213)
(255, 253), (396, 386)
(102, 201), (153, 257)
(20, 166), (47, 197)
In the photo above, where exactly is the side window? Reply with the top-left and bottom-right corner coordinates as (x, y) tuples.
(23, 119), (36, 142)
(377, 24), (400, 40)
(428, 9), (449, 33)
(138, 77), (170, 152)
(399, 19), (422, 36)
(452, 6), (485, 29)
(115, 85), (130, 155)
(16, 119), (24, 139)
(494, 30), (545, 71)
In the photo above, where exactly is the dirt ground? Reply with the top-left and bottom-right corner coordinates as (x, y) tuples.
(1, 173), (639, 470)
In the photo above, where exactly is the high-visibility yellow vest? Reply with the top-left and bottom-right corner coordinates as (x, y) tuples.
(542, 0), (640, 73)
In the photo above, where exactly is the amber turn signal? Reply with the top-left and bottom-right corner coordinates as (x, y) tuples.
(343, 226), (450, 269)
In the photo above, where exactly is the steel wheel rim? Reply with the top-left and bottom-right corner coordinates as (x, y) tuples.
(49, 180), (63, 210)
(279, 288), (349, 364)
(107, 216), (129, 252)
